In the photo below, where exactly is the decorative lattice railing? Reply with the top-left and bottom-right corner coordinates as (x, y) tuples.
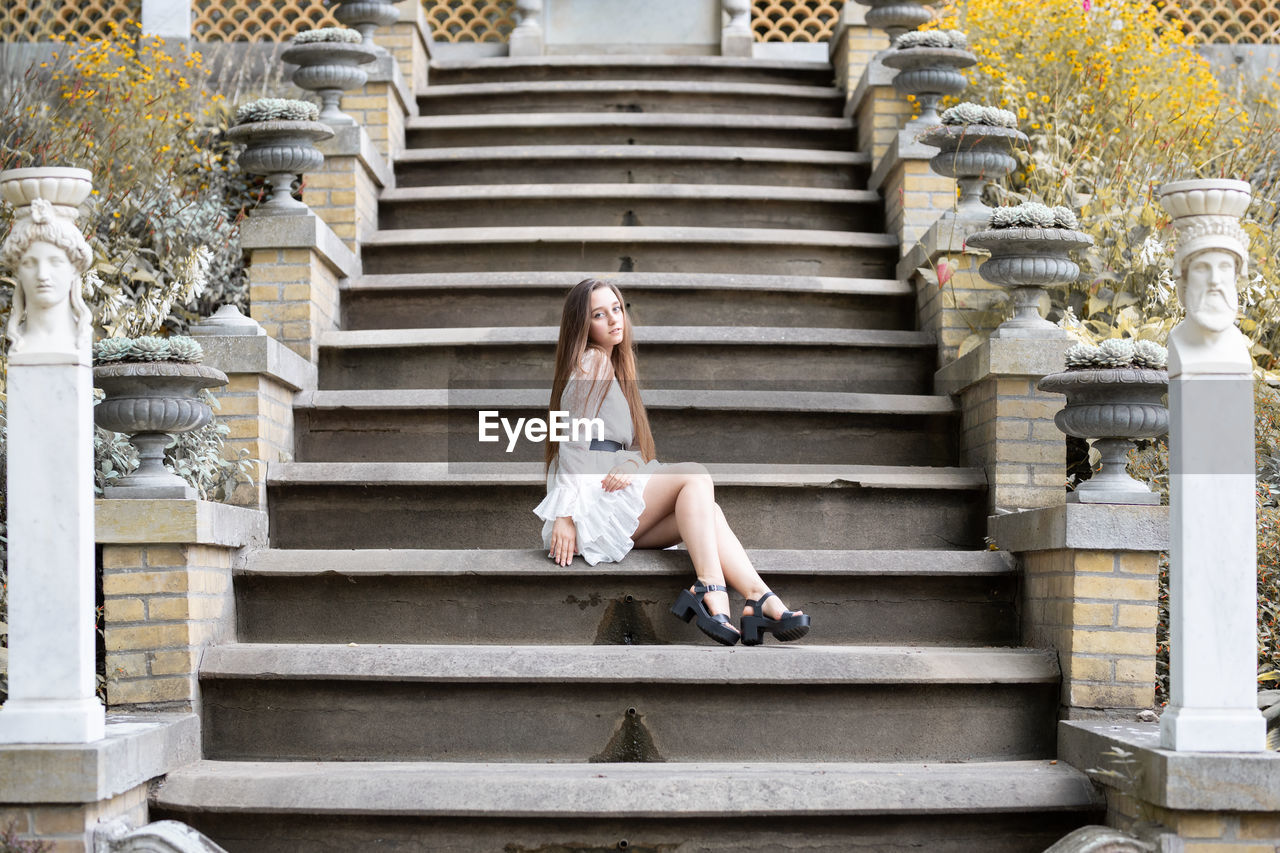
(192, 0), (337, 42)
(4, 0), (1280, 45)
(425, 0), (516, 42)
(0, 0), (139, 41)
(1157, 0), (1280, 43)
(752, 0), (846, 41)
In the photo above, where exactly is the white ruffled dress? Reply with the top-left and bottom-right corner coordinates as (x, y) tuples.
(533, 348), (662, 565)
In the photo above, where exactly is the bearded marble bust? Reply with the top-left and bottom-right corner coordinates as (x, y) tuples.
(1, 198), (93, 359)
(1168, 224), (1252, 376)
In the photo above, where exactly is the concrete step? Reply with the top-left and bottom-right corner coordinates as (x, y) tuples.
(197, 643), (1059, 763)
(263, 462), (987, 550)
(416, 80), (844, 117)
(360, 225), (897, 278)
(428, 55), (835, 86)
(394, 144), (870, 188)
(377, 184), (882, 232)
(236, 548), (1017, 646)
(405, 111), (854, 150)
(153, 759), (1102, 852)
(343, 271), (913, 331)
(316, 327), (937, 394)
(291, 388), (960, 466)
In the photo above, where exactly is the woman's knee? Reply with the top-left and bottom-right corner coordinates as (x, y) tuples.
(713, 501), (725, 521)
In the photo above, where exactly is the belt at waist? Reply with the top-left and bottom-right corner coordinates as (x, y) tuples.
(589, 439), (626, 452)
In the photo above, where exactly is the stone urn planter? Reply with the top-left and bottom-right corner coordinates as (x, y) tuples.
(852, 0), (932, 40)
(882, 32), (976, 123)
(918, 104), (1027, 220)
(281, 29), (378, 125)
(0, 166), (92, 219)
(1038, 341), (1170, 505)
(332, 0), (399, 50)
(1158, 177), (1252, 221)
(965, 203), (1093, 338)
(93, 337), (228, 499)
(228, 99), (333, 215)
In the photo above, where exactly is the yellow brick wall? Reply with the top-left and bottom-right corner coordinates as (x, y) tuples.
(883, 159), (959, 253)
(855, 84), (910, 163)
(832, 25), (888, 98)
(210, 373), (296, 507)
(1023, 549), (1159, 715)
(308, 153), (382, 252)
(913, 253), (1005, 367)
(248, 247), (342, 362)
(1106, 788), (1280, 846)
(0, 783), (148, 853)
(102, 544), (236, 710)
(345, 80), (408, 165)
(959, 375), (1066, 511)
(387, 1), (431, 93)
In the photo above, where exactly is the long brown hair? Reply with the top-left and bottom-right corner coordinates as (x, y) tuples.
(544, 278), (656, 472)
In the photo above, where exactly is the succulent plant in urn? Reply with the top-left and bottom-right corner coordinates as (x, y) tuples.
(281, 27), (378, 125)
(227, 98), (334, 215)
(918, 104), (1028, 220)
(1038, 339), (1169, 505)
(93, 335), (229, 499)
(881, 30), (977, 123)
(965, 202), (1094, 338)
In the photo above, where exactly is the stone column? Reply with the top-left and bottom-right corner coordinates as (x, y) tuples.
(721, 0), (752, 57)
(1158, 179), (1267, 752)
(0, 169), (104, 744)
(140, 0), (191, 40)
(510, 0), (545, 57)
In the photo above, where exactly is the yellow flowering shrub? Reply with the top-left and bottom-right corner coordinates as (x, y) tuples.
(0, 20), (263, 338)
(933, 0), (1280, 372)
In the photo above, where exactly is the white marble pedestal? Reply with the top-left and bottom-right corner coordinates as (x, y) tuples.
(1161, 372), (1267, 752)
(0, 355), (104, 743)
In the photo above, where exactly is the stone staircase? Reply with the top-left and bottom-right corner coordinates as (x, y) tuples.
(151, 56), (1103, 850)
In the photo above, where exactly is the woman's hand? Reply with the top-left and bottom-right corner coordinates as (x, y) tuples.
(550, 516), (577, 566)
(601, 460), (639, 493)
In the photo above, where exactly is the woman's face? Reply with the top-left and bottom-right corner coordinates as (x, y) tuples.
(17, 240), (76, 312)
(587, 286), (625, 351)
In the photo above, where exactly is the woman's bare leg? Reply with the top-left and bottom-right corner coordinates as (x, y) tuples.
(708, 503), (802, 621)
(630, 463), (731, 624)
(631, 466), (800, 621)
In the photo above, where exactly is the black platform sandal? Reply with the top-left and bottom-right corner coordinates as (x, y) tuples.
(670, 580), (740, 646)
(740, 591), (810, 646)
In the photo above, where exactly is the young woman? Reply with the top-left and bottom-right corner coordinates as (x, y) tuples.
(533, 278), (810, 646)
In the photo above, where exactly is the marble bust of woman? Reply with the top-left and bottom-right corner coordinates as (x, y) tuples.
(1, 198), (93, 360)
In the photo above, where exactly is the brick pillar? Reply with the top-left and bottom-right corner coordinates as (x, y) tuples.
(898, 218), (1007, 367)
(243, 212), (359, 363)
(388, 0), (434, 95)
(98, 499), (266, 711)
(936, 336), (1072, 512)
(312, 124), (392, 253)
(829, 5), (888, 99)
(0, 715), (199, 852)
(193, 324), (317, 507)
(873, 131), (959, 254)
(991, 504), (1167, 719)
(848, 59), (910, 165)
(346, 53), (414, 165)
(1059, 720), (1280, 848)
